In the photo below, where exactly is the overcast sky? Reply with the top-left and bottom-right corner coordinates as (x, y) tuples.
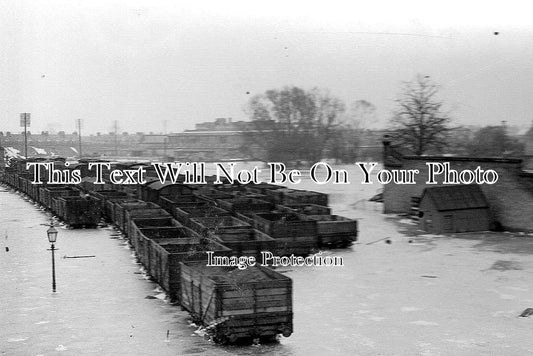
(1, 0), (533, 134)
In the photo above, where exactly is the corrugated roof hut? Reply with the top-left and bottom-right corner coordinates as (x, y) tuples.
(418, 185), (491, 234)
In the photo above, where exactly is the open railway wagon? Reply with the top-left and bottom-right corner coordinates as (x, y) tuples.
(180, 261), (293, 344)
(193, 187), (234, 203)
(189, 216), (276, 259)
(113, 201), (164, 233)
(281, 203), (331, 215)
(304, 215), (358, 247)
(252, 212), (319, 256)
(150, 238), (231, 302)
(128, 219), (188, 268)
(88, 190), (130, 218)
(158, 194), (198, 215)
(173, 203), (230, 227)
(124, 206), (171, 242)
(79, 177), (115, 192)
(55, 196), (101, 228)
(265, 188), (328, 206)
(39, 186), (80, 211)
(215, 197), (275, 214)
(245, 183), (284, 196)
(139, 181), (196, 206)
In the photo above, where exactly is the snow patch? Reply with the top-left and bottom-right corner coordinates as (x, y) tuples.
(418, 234), (443, 238)
(31, 146), (47, 155)
(7, 337), (28, 342)
(368, 316), (386, 321)
(410, 320), (439, 326)
(401, 306), (421, 312)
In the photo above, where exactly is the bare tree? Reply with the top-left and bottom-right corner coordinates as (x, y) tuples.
(346, 100), (377, 130)
(389, 75), (452, 155)
(328, 100), (377, 163)
(240, 86), (345, 163)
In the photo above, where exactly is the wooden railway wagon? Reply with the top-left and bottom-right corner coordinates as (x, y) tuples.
(104, 198), (139, 223)
(15, 175), (31, 198)
(140, 181), (195, 206)
(2, 170), (17, 187)
(236, 193), (273, 202)
(18, 174), (30, 193)
(39, 186), (80, 211)
(253, 213), (319, 256)
(158, 195), (199, 216)
(245, 183), (284, 196)
(264, 188), (295, 205)
(65, 162), (93, 179)
(234, 209), (277, 228)
(282, 203), (331, 215)
(124, 206), (171, 239)
(210, 229), (276, 260)
(128, 217), (183, 264)
(136, 226), (200, 279)
(211, 183), (249, 195)
(89, 191), (131, 220)
(51, 197), (62, 216)
(193, 187), (234, 203)
(27, 180), (42, 202)
(234, 205), (300, 228)
(55, 196), (101, 227)
(174, 204), (230, 227)
(188, 215), (253, 241)
(304, 215), (358, 247)
(79, 177), (113, 192)
(114, 185), (142, 200)
(7, 171), (16, 183)
(215, 197), (275, 214)
(113, 201), (159, 233)
(150, 238), (231, 301)
(19, 175), (32, 196)
(287, 190), (328, 206)
(180, 261), (293, 344)
(266, 188), (328, 206)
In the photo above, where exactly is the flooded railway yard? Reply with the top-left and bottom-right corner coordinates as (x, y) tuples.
(2, 164), (533, 355)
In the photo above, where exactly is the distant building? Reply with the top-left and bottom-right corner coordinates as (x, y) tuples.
(419, 185), (491, 234)
(0, 131), (143, 158)
(140, 118), (256, 161)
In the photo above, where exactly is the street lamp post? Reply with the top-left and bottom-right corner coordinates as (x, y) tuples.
(47, 224), (58, 292)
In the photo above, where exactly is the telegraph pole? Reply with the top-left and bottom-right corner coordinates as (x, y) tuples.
(77, 119), (83, 159)
(24, 115), (27, 158)
(20, 113), (30, 159)
(163, 120), (167, 159)
(114, 120), (118, 157)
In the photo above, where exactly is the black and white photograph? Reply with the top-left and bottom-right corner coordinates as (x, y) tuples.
(1, 1), (533, 355)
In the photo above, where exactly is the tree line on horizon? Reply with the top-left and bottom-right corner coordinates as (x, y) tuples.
(239, 76), (526, 163)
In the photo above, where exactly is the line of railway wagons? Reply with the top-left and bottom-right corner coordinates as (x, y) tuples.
(1, 159), (358, 343)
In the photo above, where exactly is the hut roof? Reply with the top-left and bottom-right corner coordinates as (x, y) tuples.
(421, 185), (489, 211)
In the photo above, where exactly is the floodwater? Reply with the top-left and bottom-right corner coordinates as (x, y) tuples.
(2, 163), (533, 355)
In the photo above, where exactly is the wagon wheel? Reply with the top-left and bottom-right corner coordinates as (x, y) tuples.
(259, 335), (278, 344)
(279, 324), (292, 338)
(213, 335), (228, 344)
(213, 330), (230, 345)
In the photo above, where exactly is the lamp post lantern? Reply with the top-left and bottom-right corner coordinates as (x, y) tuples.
(47, 224), (58, 292)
